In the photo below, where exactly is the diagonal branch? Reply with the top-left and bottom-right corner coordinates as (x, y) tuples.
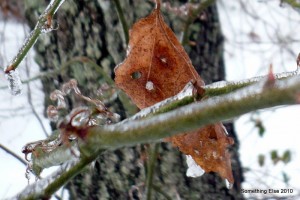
(12, 73), (300, 200)
(4, 0), (65, 74)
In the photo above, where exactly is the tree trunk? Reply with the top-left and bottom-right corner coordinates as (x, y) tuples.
(24, 0), (244, 199)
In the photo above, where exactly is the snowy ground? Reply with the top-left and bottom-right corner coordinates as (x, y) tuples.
(0, 0), (300, 199)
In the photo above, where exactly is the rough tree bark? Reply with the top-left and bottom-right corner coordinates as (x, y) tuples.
(23, 0), (243, 199)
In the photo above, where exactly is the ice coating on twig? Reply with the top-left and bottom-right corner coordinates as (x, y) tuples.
(205, 67), (300, 90)
(5, 69), (22, 96)
(11, 160), (78, 200)
(186, 155), (205, 177)
(121, 81), (195, 123)
(45, 0), (65, 15)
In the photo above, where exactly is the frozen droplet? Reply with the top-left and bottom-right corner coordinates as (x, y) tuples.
(50, 90), (66, 109)
(146, 81), (154, 91)
(126, 45), (131, 56)
(92, 114), (109, 126)
(62, 79), (78, 95)
(41, 26), (54, 33)
(5, 69), (23, 96)
(47, 105), (59, 122)
(225, 179), (233, 189)
(71, 109), (90, 127)
(111, 113), (120, 123)
(186, 155), (205, 178)
(160, 57), (167, 64)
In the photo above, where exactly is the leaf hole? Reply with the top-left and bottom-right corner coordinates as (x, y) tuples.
(131, 71), (142, 79)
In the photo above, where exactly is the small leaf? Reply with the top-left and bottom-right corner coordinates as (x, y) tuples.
(282, 150), (291, 164)
(270, 150), (279, 165)
(254, 119), (265, 137)
(258, 154), (265, 167)
(282, 172), (290, 184)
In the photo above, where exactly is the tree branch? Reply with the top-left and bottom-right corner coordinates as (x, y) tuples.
(12, 73), (300, 199)
(4, 0), (65, 74)
(0, 143), (27, 166)
(20, 68), (300, 175)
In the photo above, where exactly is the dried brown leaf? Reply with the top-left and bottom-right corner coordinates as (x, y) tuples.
(115, 6), (234, 184)
(115, 8), (204, 108)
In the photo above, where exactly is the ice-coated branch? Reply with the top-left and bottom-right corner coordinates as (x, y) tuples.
(3, 0), (65, 95)
(19, 68), (300, 176)
(12, 74), (300, 200)
(82, 75), (300, 153)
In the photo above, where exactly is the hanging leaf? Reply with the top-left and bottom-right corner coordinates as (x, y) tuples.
(282, 150), (291, 164)
(114, 5), (204, 109)
(270, 150), (279, 165)
(115, 3), (234, 184)
(258, 154), (265, 167)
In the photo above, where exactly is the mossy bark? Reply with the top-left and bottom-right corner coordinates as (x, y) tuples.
(24, 0), (243, 199)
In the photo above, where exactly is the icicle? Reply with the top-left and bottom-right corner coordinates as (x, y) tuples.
(186, 155), (205, 178)
(5, 69), (22, 96)
(225, 179), (233, 189)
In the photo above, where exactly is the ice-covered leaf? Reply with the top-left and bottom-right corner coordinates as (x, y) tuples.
(169, 123), (234, 184)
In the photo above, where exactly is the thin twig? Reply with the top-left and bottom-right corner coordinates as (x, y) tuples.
(25, 61), (49, 137)
(0, 143), (27, 166)
(152, 184), (173, 200)
(145, 143), (159, 200)
(112, 0), (129, 45)
(4, 0), (65, 73)
(0, 56), (115, 90)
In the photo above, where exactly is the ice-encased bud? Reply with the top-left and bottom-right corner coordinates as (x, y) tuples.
(5, 69), (23, 96)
